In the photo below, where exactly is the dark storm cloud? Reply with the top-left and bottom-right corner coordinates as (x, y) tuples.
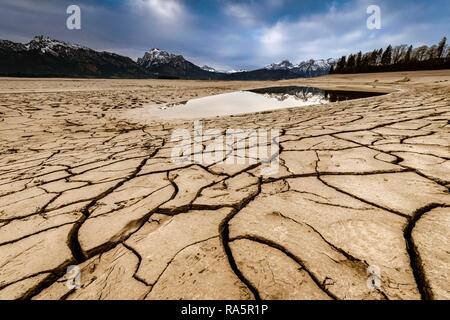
(0, 0), (448, 70)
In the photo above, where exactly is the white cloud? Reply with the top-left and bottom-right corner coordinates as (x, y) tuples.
(123, 0), (193, 46)
(129, 0), (186, 22)
(256, 0), (382, 63)
(147, 0), (183, 19)
(225, 2), (258, 26)
(259, 22), (285, 56)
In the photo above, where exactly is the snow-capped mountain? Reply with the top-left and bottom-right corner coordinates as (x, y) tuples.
(264, 58), (335, 76)
(226, 58), (334, 80)
(265, 60), (295, 70)
(26, 35), (88, 55)
(136, 48), (333, 79)
(137, 48), (187, 68)
(0, 36), (148, 78)
(137, 49), (222, 79)
(295, 58), (335, 76)
(0, 36), (335, 79)
(201, 66), (248, 74)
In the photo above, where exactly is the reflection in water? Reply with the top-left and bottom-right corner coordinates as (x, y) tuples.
(141, 86), (386, 120)
(249, 86), (386, 103)
(249, 86), (326, 102)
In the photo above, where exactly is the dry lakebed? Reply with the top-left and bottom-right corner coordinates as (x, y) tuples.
(0, 70), (449, 300)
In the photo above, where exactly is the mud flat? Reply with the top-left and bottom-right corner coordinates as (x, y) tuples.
(0, 70), (449, 300)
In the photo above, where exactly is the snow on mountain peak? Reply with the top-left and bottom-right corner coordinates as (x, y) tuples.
(227, 69), (248, 74)
(264, 58), (335, 76)
(27, 35), (87, 55)
(296, 58), (335, 72)
(201, 65), (216, 72)
(266, 60), (295, 70)
(138, 48), (185, 67)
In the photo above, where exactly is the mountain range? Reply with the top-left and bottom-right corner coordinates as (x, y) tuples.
(0, 36), (148, 78)
(0, 36), (335, 80)
(266, 59), (336, 77)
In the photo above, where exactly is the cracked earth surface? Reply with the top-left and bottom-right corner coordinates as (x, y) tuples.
(0, 72), (449, 300)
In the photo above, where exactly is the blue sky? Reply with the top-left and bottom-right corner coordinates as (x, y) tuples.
(0, 0), (448, 70)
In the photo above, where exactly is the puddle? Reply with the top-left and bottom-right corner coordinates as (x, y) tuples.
(139, 86), (386, 120)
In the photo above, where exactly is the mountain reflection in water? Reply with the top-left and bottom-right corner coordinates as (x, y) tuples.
(140, 86), (386, 119)
(248, 86), (385, 103)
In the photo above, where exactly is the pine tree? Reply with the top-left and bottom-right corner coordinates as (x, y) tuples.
(329, 65), (335, 74)
(361, 54), (369, 72)
(336, 56), (346, 72)
(437, 37), (447, 58)
(347, 54), (356, 69)
(356, 51), (362, 69)
(368, 50), (378, 65)
(381, 45), (392, 65)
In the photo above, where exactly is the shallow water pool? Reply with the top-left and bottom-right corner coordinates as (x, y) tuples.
(141, 86), (386, 120)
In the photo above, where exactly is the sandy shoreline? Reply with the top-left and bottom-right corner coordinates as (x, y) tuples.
(0, 70), (449, 300)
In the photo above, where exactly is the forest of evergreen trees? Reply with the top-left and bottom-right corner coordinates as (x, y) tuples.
(330, 37), (450, 74)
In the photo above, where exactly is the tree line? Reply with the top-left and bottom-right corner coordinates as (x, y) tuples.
(330, 37), (450, 74)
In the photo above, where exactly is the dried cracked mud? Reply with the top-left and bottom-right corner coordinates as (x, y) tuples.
(0, 73), (449, 300)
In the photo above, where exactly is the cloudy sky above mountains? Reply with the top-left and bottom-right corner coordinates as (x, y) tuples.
(0, 0), (448, 70)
